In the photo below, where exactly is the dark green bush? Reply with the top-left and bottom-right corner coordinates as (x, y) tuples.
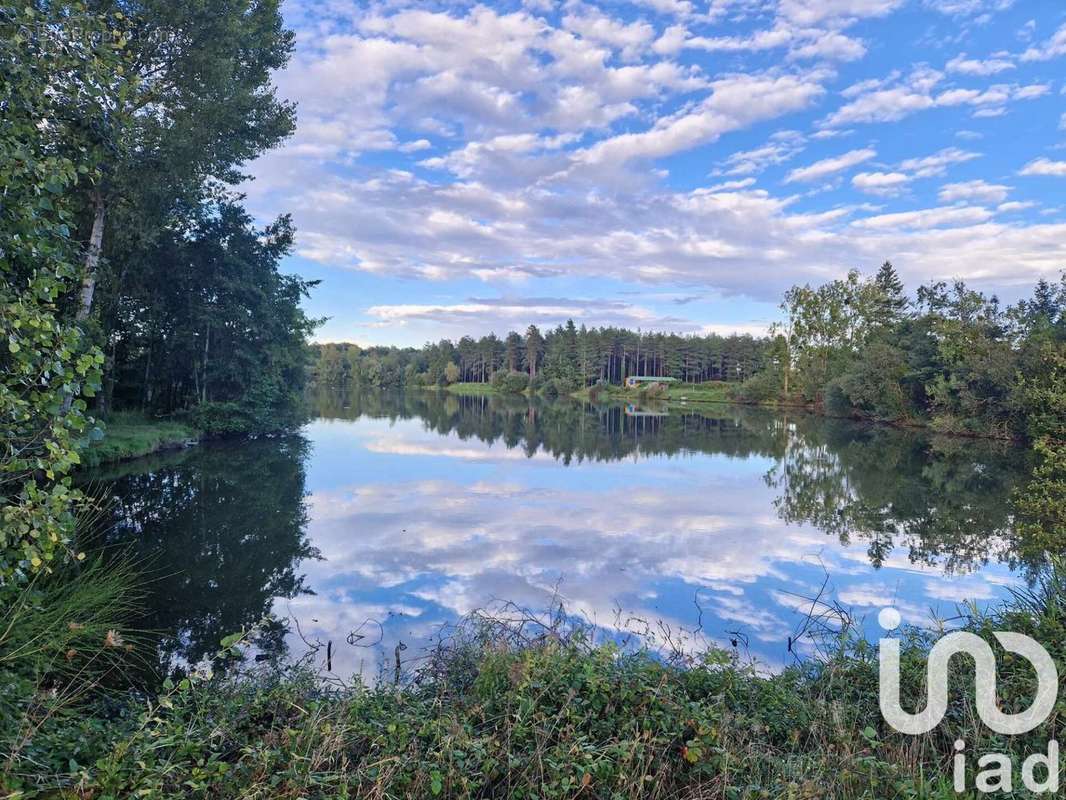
(733, 369), (783, 404)
(490, 370), (530, 394)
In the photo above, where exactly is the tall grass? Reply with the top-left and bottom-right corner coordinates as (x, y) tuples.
(8, 568), (1062, 799)
(0, 557), (146, 784)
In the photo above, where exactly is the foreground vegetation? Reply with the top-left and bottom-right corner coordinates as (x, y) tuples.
(4, 430), (1064, 797)
(4, 549), (1066, 798)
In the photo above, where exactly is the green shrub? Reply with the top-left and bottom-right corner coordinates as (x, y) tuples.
(733, 369), (783, 403)
(185, 381), (308, 437)
(490, 370), (530, 394)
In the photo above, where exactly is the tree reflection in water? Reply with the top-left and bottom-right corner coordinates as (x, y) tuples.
(80, 435), (319, 675)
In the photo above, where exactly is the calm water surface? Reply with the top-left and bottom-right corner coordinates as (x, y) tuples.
(81, 390), (1037, 678)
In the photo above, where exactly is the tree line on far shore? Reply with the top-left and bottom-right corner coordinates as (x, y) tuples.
(314, 262), (1066, 442)
(313, 325), (772, 394)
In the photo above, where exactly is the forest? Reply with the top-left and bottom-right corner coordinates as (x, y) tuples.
(314, 263), (1066, 442)
(313, 326), (771, 391)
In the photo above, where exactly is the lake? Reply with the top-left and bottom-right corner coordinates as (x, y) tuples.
(80, 389), (1038, 680)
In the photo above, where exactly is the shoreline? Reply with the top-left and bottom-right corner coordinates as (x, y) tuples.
(79, 414), (203, 468)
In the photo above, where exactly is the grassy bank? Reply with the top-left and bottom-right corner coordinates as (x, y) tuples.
(80, 412), (201, 468)
(439, 379), (745, 405)
(443, 381), (503, 396)
(5, 567), (1066, 799)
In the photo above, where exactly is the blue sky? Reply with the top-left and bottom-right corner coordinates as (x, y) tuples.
(245, 0), (1066, 347)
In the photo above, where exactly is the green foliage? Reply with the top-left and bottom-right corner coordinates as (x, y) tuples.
(1013, 340), (1066, 443)
(828, 342), (910, 421)
(104, 205), (317, 430)
(80, 412), (199, 466)
(1012, 440), (1066, 556)
(0, 3), (121, 583)
(312, 342), (421, 388)
(13, 577), (1066, 798)
(490, 369), (530, 394)
(0, 557), (143, 783)
(318, 323), (772, 394)
(774, 268), (1066, 440)
(735, 368), (785, 404)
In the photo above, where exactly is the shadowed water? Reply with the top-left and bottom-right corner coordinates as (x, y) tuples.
(81, 389), (1038, 679)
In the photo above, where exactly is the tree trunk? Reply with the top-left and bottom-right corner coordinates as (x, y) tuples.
(76, 191), (106, 323)
(201, 323), (211, 403)
(61, 191), (107, 413)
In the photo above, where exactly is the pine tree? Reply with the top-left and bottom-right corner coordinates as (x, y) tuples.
(874, 261), (909, 326)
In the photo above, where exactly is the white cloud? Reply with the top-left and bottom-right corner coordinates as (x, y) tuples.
(779, 0), (903, 26)
(1020, 22), (1066, 61)
(668, 24), (866, 63)
(852, 171), (911, 195)
(938, 179), (1010, 204)
(707, 177), (757, 191)
(823, 86), (936, 126)
(997, 201), (1034, 213)
(1019, 158), (1066, 177)
(946, 52), (1015, 75)
(822, 64), (1049, 127)
(852, 204), (993, 229)
(899, 147), (980, 177)
(924, 0), (1015, 16)
(246, 0), (1066, 317)
(398, 138), (432, 153)
(365, 297), (695, 331)
(785, 147), (876, 182)
(562, 9), (656, 61)
(699, 321), (773, 337)
(578, 73), (825, 166)
(716, 137), (806, 176)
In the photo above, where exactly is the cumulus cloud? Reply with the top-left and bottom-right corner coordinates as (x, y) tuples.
(851, 204), (994, 230)
(245, 0), (1066, 320)
(577, 72), (825, 166)
(779, 0), (903, 27)
(1019, 158), (1066, 177)
(364, 297), (698, 333)
(945, 52), (1015, 75)
(852, 171), (911, 195)
(785, 147), (876, 182)
(898, 147), (980, 177)
(715, 135), (806, 176)
(924, 0), (1016, 17)
(822, 65), (1049, 127)
(1020, 22), (1066, 61)
(938, 179), (1010, 203)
